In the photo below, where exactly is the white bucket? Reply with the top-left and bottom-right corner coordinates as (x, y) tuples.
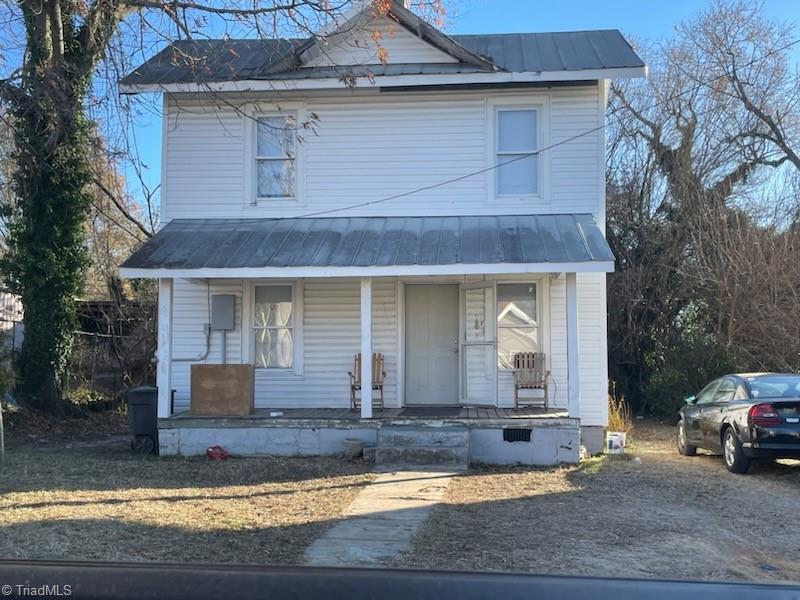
(605, 431), (627, 454)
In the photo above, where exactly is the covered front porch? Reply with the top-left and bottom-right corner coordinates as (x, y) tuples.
(120, 214), (613, 460)
(150, 272), (591, 419)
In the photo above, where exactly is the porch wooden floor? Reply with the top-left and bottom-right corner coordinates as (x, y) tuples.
(170, 406), (568, 421)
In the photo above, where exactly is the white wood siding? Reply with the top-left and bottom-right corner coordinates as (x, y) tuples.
(253, 278), (397, 408)
(164, 105), (244, 223)
(550, 86), (604, 217)
(548, 273), (608, 425)
(171, 278), (243, 411)
(169, 274), (608, 426)
(576, 272), (609, 426)
(305, 17), (458, 67)
(170, 277), (397, 411)
(162, 86), (602, 220)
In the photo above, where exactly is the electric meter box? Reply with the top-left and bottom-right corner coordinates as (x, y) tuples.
(210, 294), (235, 331)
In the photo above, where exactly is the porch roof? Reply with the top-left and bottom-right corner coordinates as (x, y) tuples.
(119, 214), (615, 278)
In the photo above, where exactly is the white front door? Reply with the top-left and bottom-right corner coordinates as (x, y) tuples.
(461, 283), (497, 406)
(405, 284), (460, 405)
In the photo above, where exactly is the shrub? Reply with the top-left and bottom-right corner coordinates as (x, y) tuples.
(65, 386), (111, 414)
(643, 336), (734, 416)
(607, 383), (632, 436)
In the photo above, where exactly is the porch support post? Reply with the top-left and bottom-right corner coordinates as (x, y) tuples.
(360, 277), (373, 419)
(565, 272), (580, 419)
(157, 277), (173, 419)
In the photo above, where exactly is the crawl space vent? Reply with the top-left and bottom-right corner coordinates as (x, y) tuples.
(503, 428), (532, 443)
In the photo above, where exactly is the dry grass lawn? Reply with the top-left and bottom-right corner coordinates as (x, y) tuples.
(397, 421), (800, 583)
(0, 440), (373, 564)
(3, 420), (800, 581)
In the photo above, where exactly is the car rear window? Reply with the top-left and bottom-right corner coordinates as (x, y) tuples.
(747, 375), (800, 399)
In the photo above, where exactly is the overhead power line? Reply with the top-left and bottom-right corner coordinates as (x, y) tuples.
(283, 36), (800, 220)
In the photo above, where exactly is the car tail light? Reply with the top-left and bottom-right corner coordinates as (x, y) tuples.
(748, 403), (781, 426)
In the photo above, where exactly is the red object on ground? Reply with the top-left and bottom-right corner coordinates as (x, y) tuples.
(206, 445), (230, 460)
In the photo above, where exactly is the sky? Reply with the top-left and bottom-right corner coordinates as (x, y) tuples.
(125, 0), (800, 198)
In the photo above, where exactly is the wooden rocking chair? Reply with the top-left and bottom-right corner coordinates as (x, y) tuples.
(513, 352), (549, 409)
(349, 352), (386, 410)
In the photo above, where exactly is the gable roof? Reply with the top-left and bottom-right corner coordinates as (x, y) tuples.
(119, 2), (645, 90)
(294, 1), (497, 71)
(121, 29), (644, 88)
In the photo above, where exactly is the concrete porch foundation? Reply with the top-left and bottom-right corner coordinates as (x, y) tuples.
(158, 408), (580, 466)
(581, 425), (605, 455)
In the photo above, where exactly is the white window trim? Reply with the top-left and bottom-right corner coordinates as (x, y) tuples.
(242, 279), (304, 376)
(486, 97), (550, 204)
(243, 102), (307, 206)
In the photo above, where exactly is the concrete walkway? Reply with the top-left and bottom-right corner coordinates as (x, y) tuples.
(304, 468), (460, 567)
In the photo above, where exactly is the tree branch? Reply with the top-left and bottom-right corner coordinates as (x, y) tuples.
(92, 176), (153, 239)
(120, 0), (331, 17)
(49, 0), (65, 65)
(728, 53), (800, 171)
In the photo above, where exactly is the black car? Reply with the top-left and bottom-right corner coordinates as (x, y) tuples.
(677, 373), (800, 473)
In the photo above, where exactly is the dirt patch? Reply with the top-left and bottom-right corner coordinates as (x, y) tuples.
(397, 420), (800, 583)
(0, 440), (374, 565)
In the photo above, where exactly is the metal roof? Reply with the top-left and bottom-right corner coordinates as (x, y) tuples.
(121, 215), (614, 273)
(453, 31), (643, 73)
(120, 30), (643, 87)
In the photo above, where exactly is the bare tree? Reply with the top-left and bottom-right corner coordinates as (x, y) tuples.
(606, 0), (800, 412)
(0, 0), (444, 412)
(683, 1), (800, 172)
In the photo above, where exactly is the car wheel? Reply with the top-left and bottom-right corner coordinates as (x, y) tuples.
(722, 428), (750, 474)
(677, 419), (697, 456)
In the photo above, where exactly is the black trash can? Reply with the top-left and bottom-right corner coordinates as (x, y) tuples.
(127, 386), (158, 455)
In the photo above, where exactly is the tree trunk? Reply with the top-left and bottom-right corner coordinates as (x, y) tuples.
(5, 93), (93, 413)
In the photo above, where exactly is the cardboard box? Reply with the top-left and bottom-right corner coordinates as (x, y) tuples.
(190, 364), (254, 416)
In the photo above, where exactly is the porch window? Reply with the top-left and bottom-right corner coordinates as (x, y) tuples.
(253, 285), (294, 369)
(497, 283), (539, 369)
(256, 113), (296, 199)
(496, 108), (538, 196)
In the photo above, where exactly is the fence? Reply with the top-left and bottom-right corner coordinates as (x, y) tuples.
(0, 290), (23, 357)
(0, 291), (156, 403)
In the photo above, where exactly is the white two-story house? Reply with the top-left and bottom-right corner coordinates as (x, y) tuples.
(119, 1), (646, 463)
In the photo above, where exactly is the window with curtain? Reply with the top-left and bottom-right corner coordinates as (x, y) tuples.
(496, 108), (538, 196)
(253, 285), (293, 369)
(497, 283), (539, 369)
(256, 113), (296, 199)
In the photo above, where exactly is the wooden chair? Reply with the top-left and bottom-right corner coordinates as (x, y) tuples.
(513, 352), (549, 409)
(349, 352), (386, 410)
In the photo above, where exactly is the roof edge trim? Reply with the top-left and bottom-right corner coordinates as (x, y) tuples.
(120, 261), (615, 280)
(119, 65), (647, 94)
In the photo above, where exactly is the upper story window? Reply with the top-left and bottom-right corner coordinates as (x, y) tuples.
(256, 114), (296, 199)
(495, 108), (538, 197)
